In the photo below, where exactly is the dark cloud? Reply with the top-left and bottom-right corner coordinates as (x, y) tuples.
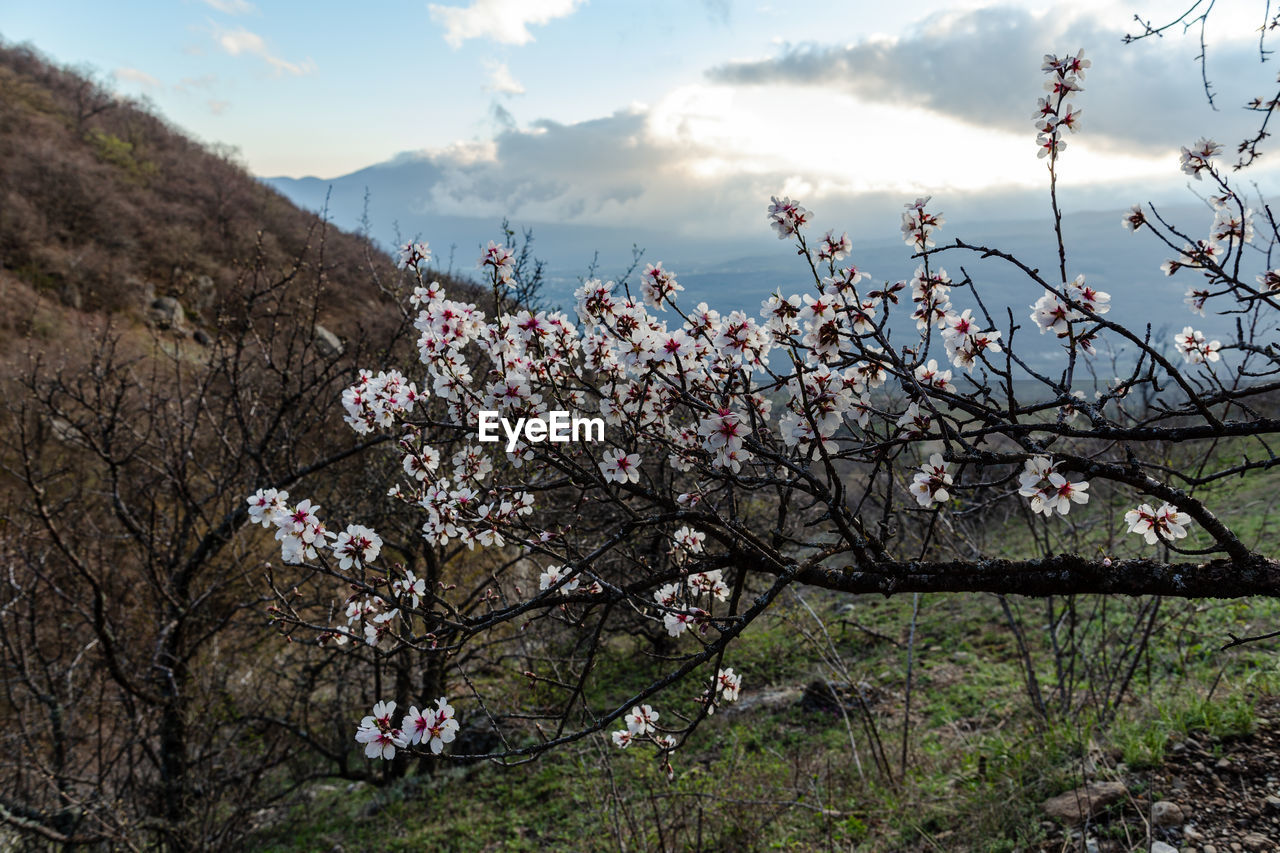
(490, 101), (517, 131)
(707, 7), (1266, 152)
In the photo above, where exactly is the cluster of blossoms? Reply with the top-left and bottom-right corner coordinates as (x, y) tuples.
(652, 569), (730, 637)
(396, 240), (431, 270)
(1124, 504), (1193, 545)
(698, 667), (744, 716)
(249, 490), (385, 569)
(898, 222), (1005, 374)
(640, 262), (683, 310)
(817, 229), (852, 263)
(536, 563), (603, 596)
(1137, 133), (1256, 364)
(1035, 50), (1088, 159)
(354, 697), (458, 760)
(1029, 274), (1110, 354)
(647, 526), (732, 637)
(611, 703), (672, 750)
(341, 596), (397, 647)
(909, 454), (952, 508)
(1179, 137), (1222, 180)
(901, 196), (944, 250)
(342, 369), (422, 435)
(479, 241), (516, 286)
(1016, 457), (1090, 516)
(600, 448), (642, 484)
(1174, 326), (1223, 364)
(767, 196), (812, 240)
(1258, 269), (1280, 294)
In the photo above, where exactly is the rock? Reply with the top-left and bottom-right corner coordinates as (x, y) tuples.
(192, 328), (212, 346)
(1215, 757), (1232, 771)
(799, 680), (845, 714)
(313, 324), (343, 358)
(58, 283), (82, 310)
(1266, 794), (1280, 813)
(1202, 846), (1217, 853)
(1185, 826), (1204, 841)
(1242, 834), (1274, 852)
(1150, 842), (1178, 853)
(191, 273), (216, 311)
(150, 296), (186, 330)
(1152, 800), (1186, 827)
(723, 687), (800, 718)
(1084, 838), (1099, 853)
(451, 714), (503, 760)
(1042, 781), (1128, 825)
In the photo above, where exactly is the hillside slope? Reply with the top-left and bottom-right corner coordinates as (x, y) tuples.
(0, 41), (458, 345)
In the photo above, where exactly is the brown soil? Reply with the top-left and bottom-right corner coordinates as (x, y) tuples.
(1036, 699), (1280, 852)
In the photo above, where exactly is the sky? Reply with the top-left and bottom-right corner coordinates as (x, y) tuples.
(5, 0), (1280, 248)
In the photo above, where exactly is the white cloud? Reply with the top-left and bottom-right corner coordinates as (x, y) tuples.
(207, 99), (230, 115)
(174, 73), (218, 93)
(485, 60), (525, 95)
(214, 26), (315, 75)
(112, 67), (161, 89)
(201, 0), (257, 14)
(429, 0), (585, 48)
(707, 7), (1264, 153)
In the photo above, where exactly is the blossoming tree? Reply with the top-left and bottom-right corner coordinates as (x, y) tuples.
(255, 48), (1280, 772)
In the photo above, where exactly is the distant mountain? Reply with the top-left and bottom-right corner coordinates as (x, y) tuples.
(268, 149), (1234, 367)
(264, 155), (748, 279)
(666, 207), (1223, 371)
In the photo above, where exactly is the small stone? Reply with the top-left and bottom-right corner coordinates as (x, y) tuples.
(1042, 781), (1128, 825)
(1153, 800), (1186, 827)
(1151, 842), (1178, 853)
(1216, 757), (1232, 771)
(1085, 838), (1099, 853)
(150, 296), (186, 331)
(1266, 795), (1280, 813)
(1202, 846), (1216, 853)
(1185, 826), (1204, 841)
(1242, 834), (1274, 852)
(313, 324), (343, 358)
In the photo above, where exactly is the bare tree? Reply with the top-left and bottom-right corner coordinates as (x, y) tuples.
(0, 225), (430, 848)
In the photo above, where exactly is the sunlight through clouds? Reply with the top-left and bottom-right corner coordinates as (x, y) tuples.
(648, 83), (1173, 196)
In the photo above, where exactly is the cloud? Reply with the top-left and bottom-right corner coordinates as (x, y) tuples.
(429, 0), (585, 47)
(173, 73), (218, 94)
(207, 99), (230, 115)
(112, 67), (162, 90)
(201, 0), (257, 14)
(490, 101), (518, 130)
(213, 26), (315, 75)
(707, 6), (1264, 153)
(485, 60), (525, 95)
